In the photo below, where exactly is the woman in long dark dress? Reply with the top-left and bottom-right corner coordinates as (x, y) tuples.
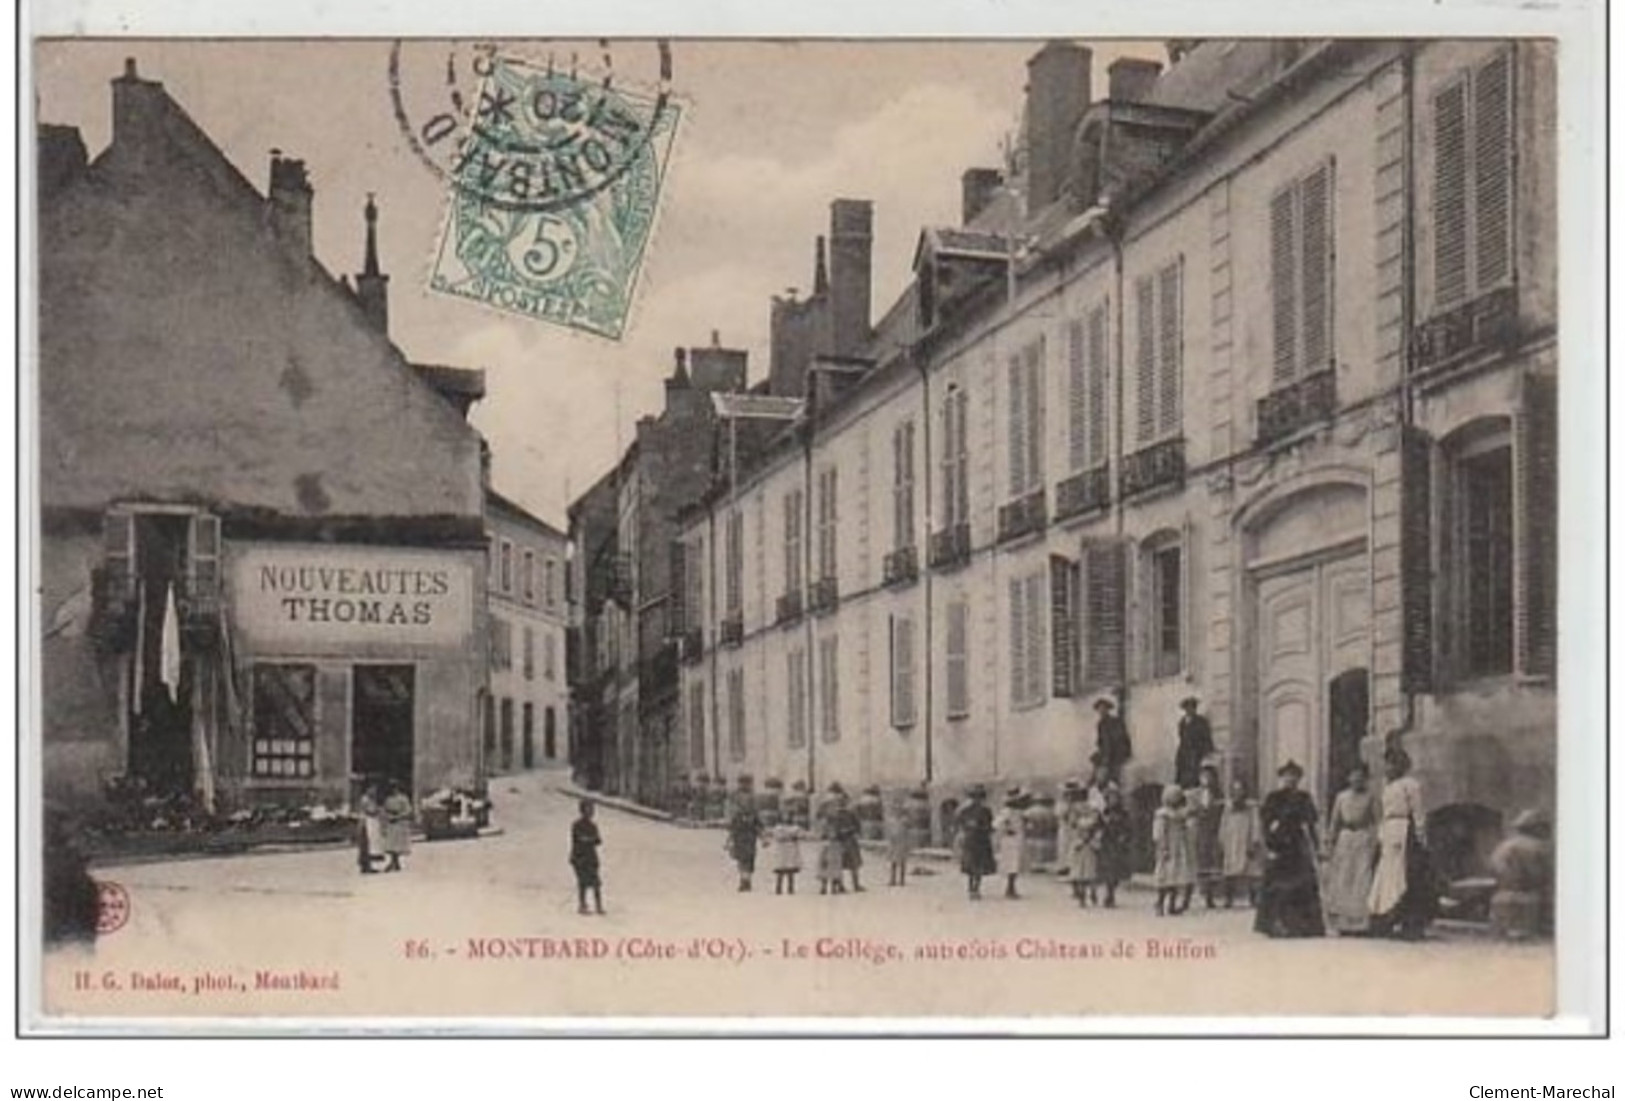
(955, 784), (996, 900)
(1254, 760), (1326, 938)
(1095, 783), (1133, 909)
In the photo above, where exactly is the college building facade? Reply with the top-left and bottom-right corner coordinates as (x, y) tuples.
(660, 39), (1556, 872)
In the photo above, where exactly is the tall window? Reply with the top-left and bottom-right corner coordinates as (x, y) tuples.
(1453, 436), (1515, 677)
(251, 663), (317, 779)
(543, 633), (556, 680)
(688, 681), (706, 770)
(1007, 337), (1046, 498)
(1050, 555), (1081, 697)
(1134, 260), (1183, 443)
(783, 487), (804, 593)
(727, 668), (746, 761)
(522, 550), (536, 604)
(544, 559), (557, 609)
(490, 616), (513, 670)
(684, 536), (705, 629)
(787, 647), (808, 748)
(522, 626), (535, 680)
(818, 635), (841, 742)
(499, 540), (514, 594)
(1067, 302), (1110, 472)
(1008, 571), (1047, 709)
(724, 510), (744, 616)
(892, 421), (916, 551)
(1270, 160), (1336, 385)
(1433, 49), (1514, 309)
(1147, 540), (1184, 679)
(889, 614), (917, 728)
(816, 466), (838, 581)
(941, 385), (970, 528)
(945, 599), (970, 718)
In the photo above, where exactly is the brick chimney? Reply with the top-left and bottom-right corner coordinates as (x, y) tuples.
(961, 167), (1004, 226)
(828, 199), (873, 357)
(1025, 42), (1093, 212)
(268, 150), (314, 256)
(354, 193), (390, 333)
(110, 58), (166, 155)
(1108, 57), (1163, 102)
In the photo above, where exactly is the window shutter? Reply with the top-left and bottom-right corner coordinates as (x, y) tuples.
(946, 600), (969, 717)
(1135, 275), (1157, 443)
(786, 650), (801, 748)
(1157, 262), (1182, 438)
(1399, 426), (1436, 693)
(954, 390), (970, 522)
(1068, 319), (1088, 473)
(1087, 303), (1109, 467)
(1180, 515), (1195, 680)
(1009, 577), (1026, 706)
(1083, 539), (1127, 689)
(690, 682), (706, 769)
(1027, 574), (1047, 706)
(1007, 356), (1027, 496)
(1516, 373), (1557, 679)
(1270, 185), (1299, 384)
(1433, 80), (1471, 308)
(1473, 49), (1514, 292)
(1300, 161), (1334, 372)
(891, 616), (916, 727)
(185, 513), (221, 607)
(941, 395), (957, 526)
(1050, 555), (1077, 698)
(1027, 340), (1046, 488)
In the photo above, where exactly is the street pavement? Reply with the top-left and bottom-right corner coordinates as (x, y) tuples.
(41, 768), (1554, 1021)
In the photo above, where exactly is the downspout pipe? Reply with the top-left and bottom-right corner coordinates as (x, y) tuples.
(914, 346), (935, 785)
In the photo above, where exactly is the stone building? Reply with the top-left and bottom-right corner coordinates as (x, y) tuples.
(483, 491), (570, 774)
(38, 61), (491, 811)
(673, 38), (1556, 875)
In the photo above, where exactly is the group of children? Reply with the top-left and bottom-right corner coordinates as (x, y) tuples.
(1150, 766), (1264, 917)
(730, 785), (919, 897)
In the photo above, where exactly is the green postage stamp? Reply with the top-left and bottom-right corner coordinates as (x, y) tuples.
(428, 54), (681, 340)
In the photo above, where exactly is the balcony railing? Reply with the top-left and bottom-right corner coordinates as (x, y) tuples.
(928, 523), (972, 571)
(1055, 464), (1111, 522)
(1256, 369), (1337, 447)
(997, 489), (1048, 544)
(1120, 437), (1186, 498)
(1411, 284), (1520, 376)
(678, 627), (705, 665)
(882, 544), (920, 588)
(719, 614), (744, 648)
(809, 576), (840, 615)
(775, 588), (804, 627)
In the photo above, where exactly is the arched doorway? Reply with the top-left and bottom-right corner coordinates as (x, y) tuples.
(1240, 478), (1371, 809)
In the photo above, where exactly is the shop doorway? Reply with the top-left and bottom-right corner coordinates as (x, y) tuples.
(351, 665), (415, 793)
(128, 513), (193, 796)
(544, 706), (557, 761)
(522, 703), (535, 769)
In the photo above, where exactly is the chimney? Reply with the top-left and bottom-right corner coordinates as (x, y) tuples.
(689, 342), (749, 393)
(267, 150), (314, 256)
(1025, 42), (1093, 212)
(827, 199), (873, 357)
(813, 236), (829, 296)
(961, 167), (1003, 225)
(111, 58), (166, 153)
(354, 193), (390, 333)
(1108, 57), (1163, 102)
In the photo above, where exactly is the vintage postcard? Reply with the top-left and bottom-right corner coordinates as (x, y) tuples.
(20, 26), (1603, 1033)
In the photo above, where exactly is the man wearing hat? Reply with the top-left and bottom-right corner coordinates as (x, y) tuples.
(954, 784), (997, 900)
(1093, 698), (1133, 787)
(1173, 696), (1215, 790)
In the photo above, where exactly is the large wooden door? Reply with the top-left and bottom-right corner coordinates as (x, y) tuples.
(1255, 551), (1369, 807)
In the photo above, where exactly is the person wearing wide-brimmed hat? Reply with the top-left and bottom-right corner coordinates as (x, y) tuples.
(1093, 698), (1132, 786)
(993, 787), (1032, 899)
(1253, 760), (1325, 938)
(1173, 696), (1215, 790)
(1367, 744), (1435, 940)
(954, 784), (997, 899)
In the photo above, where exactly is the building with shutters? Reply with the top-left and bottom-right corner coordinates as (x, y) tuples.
(38, 61), (492, 812)
(671, 38), (1556, 868)
(483, 491), (570, 774)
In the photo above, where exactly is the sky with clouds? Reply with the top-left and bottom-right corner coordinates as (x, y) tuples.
(36, 39), (1163, 529)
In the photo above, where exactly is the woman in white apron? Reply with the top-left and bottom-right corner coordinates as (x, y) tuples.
(1367, 747), (1435, 940)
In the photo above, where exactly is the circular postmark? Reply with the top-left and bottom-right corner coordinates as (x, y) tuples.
(388, 39), (675, 215)
(95, 879), (130, 935)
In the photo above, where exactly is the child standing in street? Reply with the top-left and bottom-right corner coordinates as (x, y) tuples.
(1069, 793), (1104, 907)
(1219, 778), (1264, 908)
(1153, 786), (1197, 915)
(884, 795), (913, 887)
(771, 818), (804, 895)
(569, 799), (605, 915)
(817, 817), (846, 895)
